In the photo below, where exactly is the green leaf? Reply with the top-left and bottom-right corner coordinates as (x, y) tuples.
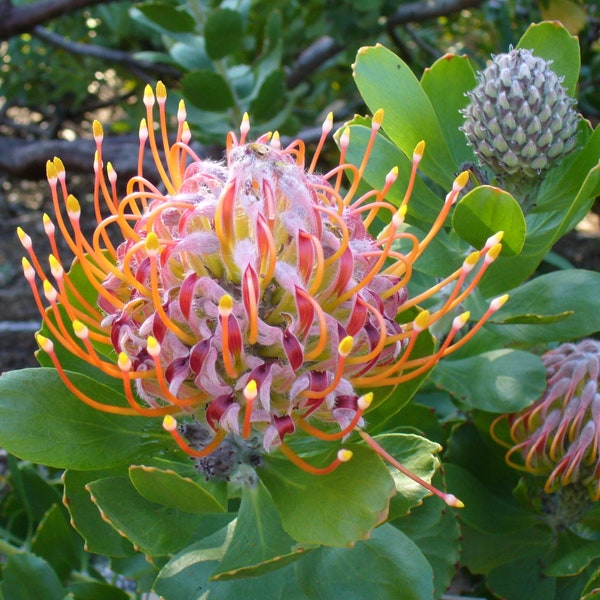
(431, 349), (546, 413)
(66, 581), (129, 600)
(298, 524), (435, 600)
(154, 528), (232, 598)
(452, 185), (526, 256)
(156, 523), (434, 599)
(488, 270), (600, 343)
(110, 553), (161, 592)
(373, 433), (443, 520)
(0, 553), (65, 600)
(552, 159), (600, 238)
(394, 495), (461, 599)
(12, 461), (62, 522)
(342, 122), (443, 228)
(169, 37), (211, 71)
(366, 330), (436, 430)
(459, 521), (553, 574)
(31, 504), (81, 581)
(249, 69), (286, 121)
(129, 464), (227, 514)
(536, 124), (600, 214)
(182, 70), (235, 112)
(63, 469), (135, 557)
(353, 45), (457, 186)
(0, 368), (161, 469)
(582, 567), (600, 599)
(421, 53), (477, 166)
(545, 540), (600, 577)
(204, 8), (243, 60)
(258, 443), (395, 546)
(212, 482), (312, 580)
(487, 556), (557, 600)
(87, 476), (208, 556)
(517, 21), (580, 96)
(501, 311), (573, 325)
(135, 3), (196, 33)
(444, 464), (538, 534)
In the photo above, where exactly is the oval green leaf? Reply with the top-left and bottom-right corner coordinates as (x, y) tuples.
(87, 476), (206, 556)
(421, 53), (477, 166)
(517, 21), (580, 96)
(212, 482), (311, 580)
(0, 554), (65, 600)
(374, 433), (442, 520)
(258, 443), (395, 547)
(544, 540), (600, 577)
(431, 349), (546, 413)
(31, 504), (81, 581)
(488, 269), (600, 344)
(129, 465), (227, 514)
(298, 524), (435, 600)
(63, 469), (135, 557)
(204, 8), (243, 60)
(353, 44), (456, 186)
(249, 69), (286, 121)
(135, 3), (196, 33)
(182, 70), (235, 112)
(452, 185), (526, 256)
(444, 464), (538, 534)
(0, 368), (156, 469)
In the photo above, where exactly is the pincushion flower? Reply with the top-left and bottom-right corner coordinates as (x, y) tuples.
(20, 83), (506, 507)
(492, 339), (600, 502)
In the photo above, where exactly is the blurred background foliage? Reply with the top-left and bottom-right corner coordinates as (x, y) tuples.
(0, 0), (597, 151)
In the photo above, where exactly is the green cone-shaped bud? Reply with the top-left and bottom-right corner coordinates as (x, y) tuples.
(463, 48), (579, 180)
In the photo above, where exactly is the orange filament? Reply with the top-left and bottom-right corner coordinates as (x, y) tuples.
(308, 112), (333, 173)
(242, 379), (257, 439)
(278, 442), (353, 475)
(163, 416), (226, 458)
(359, 430), (464, 508)
(145, 337), (205, 408)
(296, 393), (373, 440)
(301, 336), (354, 400)
(36, 335), (140, 416)
(117, 353), (177, 417)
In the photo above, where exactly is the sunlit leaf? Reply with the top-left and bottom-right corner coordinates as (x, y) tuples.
(353, 44), (456, 186)
(517, 21), (580, 95)
(431, 349), (546, 413)
(421, 53), (476, 166)
(452, 186), (526, 256)
(0, 368), (163, 469)
(259, 443), (395, 547)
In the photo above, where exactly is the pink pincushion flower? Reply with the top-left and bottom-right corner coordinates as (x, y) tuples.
(493, 339), (600, 501)
(20, 83), (506, 504)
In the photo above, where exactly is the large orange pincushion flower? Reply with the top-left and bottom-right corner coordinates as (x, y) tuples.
(19, 83), (506, 505)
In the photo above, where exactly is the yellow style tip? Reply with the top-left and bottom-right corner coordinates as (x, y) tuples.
(218, 294), (234, 317)
(338, 449), (353, 463)
(156, 81), (167, 99)
(163, 414), (178, 432)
